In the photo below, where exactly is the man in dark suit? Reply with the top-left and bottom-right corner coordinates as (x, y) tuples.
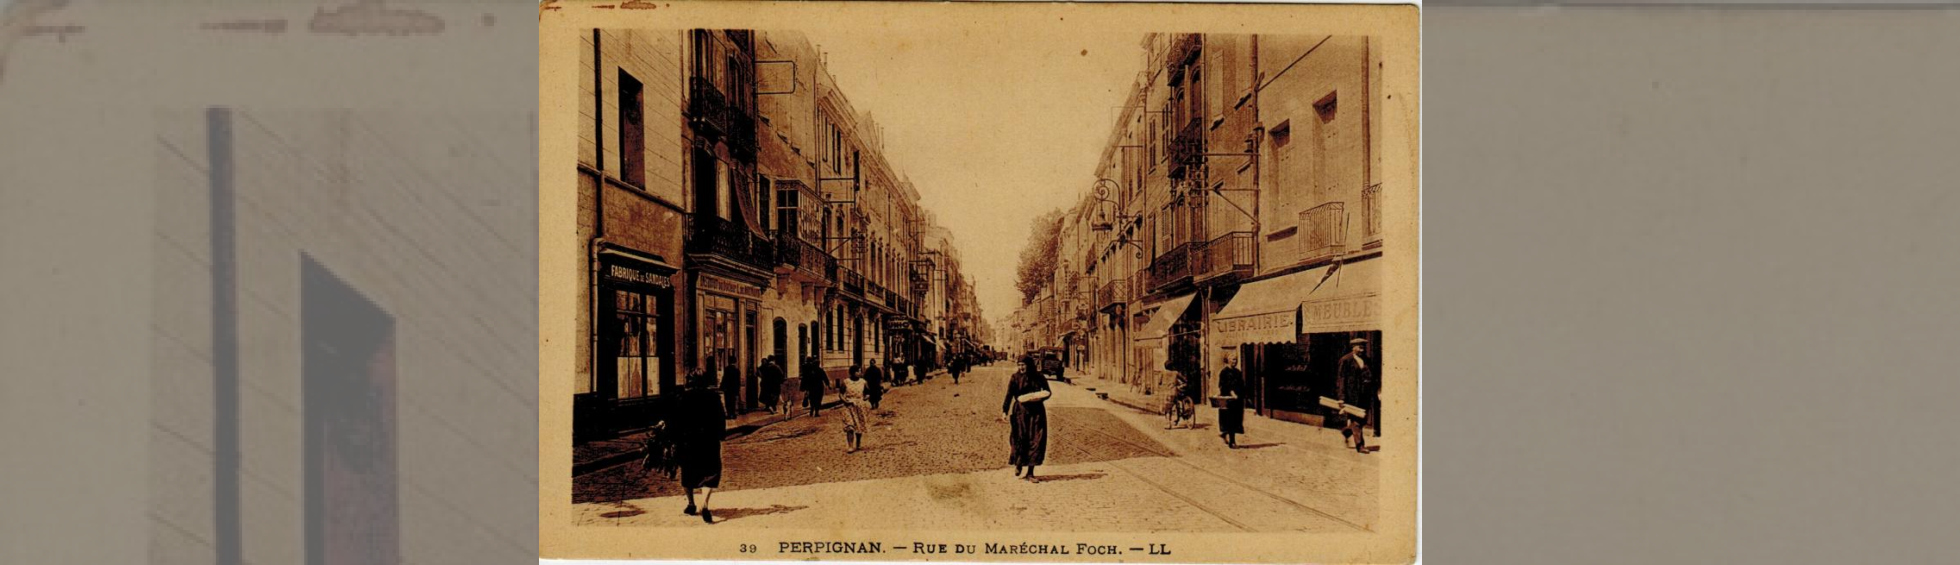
(1336, 337), (1376, 452)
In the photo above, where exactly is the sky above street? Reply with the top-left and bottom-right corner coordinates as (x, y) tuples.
(801, 28), (1144, 332)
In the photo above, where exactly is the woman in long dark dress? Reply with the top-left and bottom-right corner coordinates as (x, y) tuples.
(1001, 357), (1052, 480)
(1215, 356), (1247, 448)
(678, 369), (726, 523)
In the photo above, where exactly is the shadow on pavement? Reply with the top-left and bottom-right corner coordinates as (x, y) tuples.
(712, 504), (809, 522)
(1029, 472), (1106, 483)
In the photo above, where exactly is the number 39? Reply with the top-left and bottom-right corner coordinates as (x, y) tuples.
(739, 544), (757, 553)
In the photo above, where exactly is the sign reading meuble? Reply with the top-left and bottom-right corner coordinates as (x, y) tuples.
(1301, 293), (1381, 333)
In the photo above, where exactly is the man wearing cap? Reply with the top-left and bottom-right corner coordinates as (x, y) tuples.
(1336, 337), (1377, 453)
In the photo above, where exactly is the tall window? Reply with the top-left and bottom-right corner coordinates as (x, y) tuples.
(618, 70), (644, 187)
(1188, 64), (1205, 128)
(758, 176), (773, 231)
(776, 185), (800, 238)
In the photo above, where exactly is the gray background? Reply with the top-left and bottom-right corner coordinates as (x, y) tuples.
(1, 1), (1957, 564)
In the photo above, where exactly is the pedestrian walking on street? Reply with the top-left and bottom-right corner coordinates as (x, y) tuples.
(758, 355), (785, 414)
(1002, 357), (1052, 481)
(840, 366), (870, 452)
(863, 362), (885, 409)
(1215, 355), (1247, 448)
(721, 360), (743, 418)
(1337, 338), (1376, 453)
(677, 369), (726, 524)
(801, 356), (826, 417)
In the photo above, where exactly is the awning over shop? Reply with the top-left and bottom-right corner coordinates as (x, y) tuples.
(1298, 257), (1384, 335)
(1212, 274), (1308, 346)
(1132, 293), (1197, 342)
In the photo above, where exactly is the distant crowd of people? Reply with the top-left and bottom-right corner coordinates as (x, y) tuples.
(643, 350), (1001, 522)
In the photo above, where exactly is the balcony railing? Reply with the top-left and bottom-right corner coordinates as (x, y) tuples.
(1165, 34), (1200, 82)
(688, 76), (758, 158)
(1300, 201), (1348, 265)
(687, 215), (775, 271)
(1099, 278), (1129, 310)
(839, 267), (864, 296)
(1362, 183), (1383, 248)
(687, 77), (729, 138)
(772, 232), (833, 281)
(1149, 241), (1196, 291)
(1198, 231), (1255, 281)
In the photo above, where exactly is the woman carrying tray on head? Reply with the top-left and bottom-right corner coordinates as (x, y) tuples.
(1002, 356), (1052, 481)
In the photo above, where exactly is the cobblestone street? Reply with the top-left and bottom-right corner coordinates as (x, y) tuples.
(573, 365), (1379, 532)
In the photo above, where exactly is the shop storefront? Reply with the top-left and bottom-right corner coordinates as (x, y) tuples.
(1295, 258), (1384, 426)
(693, 271), (766, 410)
(1129, 293), (1198, 395)
(1209, 275), (1305, 420)
(580, 246), (678, 438)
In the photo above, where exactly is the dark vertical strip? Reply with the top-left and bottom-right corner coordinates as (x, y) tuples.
(207, 106), (242, 565)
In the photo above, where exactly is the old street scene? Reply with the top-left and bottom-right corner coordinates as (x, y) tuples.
(570, 30), (1394, 532)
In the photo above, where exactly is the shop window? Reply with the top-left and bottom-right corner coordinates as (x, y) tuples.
(613, 289), (660, 399)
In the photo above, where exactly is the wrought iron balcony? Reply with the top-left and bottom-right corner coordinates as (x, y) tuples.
(772, 232), (833, 282)
(687, 77), (729, 138)
(1300, 201), (1348, 266)
(1165, 34), (1200, 82)
(686, 215), (775, 271)
(1099, 278), (1129, 311)
(839, 268), (864, 296)
(1149, 241), (1196, 292)
(1198, 231), (1255, 283)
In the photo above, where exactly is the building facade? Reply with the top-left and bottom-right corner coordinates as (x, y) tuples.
(1054, 33), (1390, 429)
(573, 29), (982, 442)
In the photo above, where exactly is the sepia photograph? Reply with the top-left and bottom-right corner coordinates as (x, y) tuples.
(539, 2), (1418, 563)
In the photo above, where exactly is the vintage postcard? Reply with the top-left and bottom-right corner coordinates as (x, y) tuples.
(539, 1), (1419, 563)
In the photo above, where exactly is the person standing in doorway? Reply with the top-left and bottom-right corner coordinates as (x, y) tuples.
(677, 369), (725, 523)
(1002, 356), (1052, 481)
(801, 356), (826, 417)
(1337, 338), (1375, 453)
(1216, 354), (1247, 448)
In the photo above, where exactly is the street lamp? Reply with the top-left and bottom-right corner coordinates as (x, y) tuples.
(1089, 177), (1147, 261)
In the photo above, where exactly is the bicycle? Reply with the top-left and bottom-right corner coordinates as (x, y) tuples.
(1164, 392), (1195, 430)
